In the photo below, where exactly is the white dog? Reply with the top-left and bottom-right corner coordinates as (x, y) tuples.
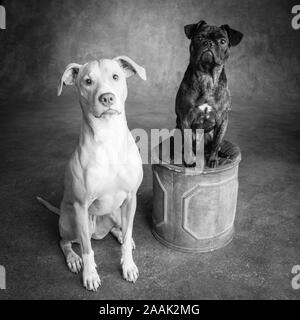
(37, 56), (146, 291)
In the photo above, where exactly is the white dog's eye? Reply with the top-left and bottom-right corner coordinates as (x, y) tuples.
(85, 78), (92, 85)
(113, 74), (119, 81)
(220, 38), (227, 45)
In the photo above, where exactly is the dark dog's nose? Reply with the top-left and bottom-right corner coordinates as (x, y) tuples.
(99, 93), (115, 107)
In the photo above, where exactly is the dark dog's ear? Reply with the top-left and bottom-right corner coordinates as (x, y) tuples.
(184, 20), (207, 39)
(220, 24), (243, 46)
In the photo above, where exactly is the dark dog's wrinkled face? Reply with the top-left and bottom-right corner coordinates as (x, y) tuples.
(184, 20), (243, 71)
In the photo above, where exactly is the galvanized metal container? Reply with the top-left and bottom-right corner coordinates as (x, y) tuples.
(152, 140), (241, 253)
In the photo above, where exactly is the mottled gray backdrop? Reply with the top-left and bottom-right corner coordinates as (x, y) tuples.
(0, 0), (299, 108)
(0, 0), (300, 300)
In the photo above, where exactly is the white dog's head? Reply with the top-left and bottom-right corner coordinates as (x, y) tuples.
(58, 56), (146, 119)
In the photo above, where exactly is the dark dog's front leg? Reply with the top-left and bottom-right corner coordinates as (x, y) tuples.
(208, 112), (228, 168)
(176, 116), (197, 167)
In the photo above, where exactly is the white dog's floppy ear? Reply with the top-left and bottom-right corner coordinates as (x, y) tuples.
(57, 63), (82, 96)
(114, 56), (147, 81)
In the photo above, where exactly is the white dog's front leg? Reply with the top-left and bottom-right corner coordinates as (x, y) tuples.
(82, 250), (100, 291)
(121, 194), (139, 283)
(74, 202), (101, 291)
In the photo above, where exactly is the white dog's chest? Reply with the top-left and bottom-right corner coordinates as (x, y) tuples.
(88, 166), (141, 215)
(84, 143), (142, 215)
(91, 191), (127, 215)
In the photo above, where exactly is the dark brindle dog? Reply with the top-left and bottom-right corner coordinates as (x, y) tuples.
(175, 20), (243, 167)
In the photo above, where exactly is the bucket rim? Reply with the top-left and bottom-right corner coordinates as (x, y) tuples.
(152, 141), (241, 175)
(156, 156), (240, 175)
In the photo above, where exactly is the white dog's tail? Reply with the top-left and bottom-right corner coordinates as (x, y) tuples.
(36, 196), (60, 215)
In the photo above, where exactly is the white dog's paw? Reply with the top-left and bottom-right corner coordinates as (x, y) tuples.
(66, 252), (82, 274)
(82, 270), (101, 291)
(121, 260), (139, 283)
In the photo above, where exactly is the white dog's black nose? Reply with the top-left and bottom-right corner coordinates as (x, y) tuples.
(99, 93), (115, 107)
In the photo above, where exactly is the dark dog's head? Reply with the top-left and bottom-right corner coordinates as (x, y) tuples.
(184, 20), (243, 72)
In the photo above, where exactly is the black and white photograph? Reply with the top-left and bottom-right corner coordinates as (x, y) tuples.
(0, 0), (299, 303)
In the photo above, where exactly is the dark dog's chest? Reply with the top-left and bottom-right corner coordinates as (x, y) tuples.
(192, 75), (229, 111)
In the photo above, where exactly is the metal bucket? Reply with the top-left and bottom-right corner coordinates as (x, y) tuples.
(152, 140), (241, 253)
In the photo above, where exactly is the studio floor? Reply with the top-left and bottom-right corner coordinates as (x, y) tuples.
(0, 96), (299, 300)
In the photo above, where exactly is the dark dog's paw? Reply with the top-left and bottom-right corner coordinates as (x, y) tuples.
(208, 158), (218, 168)
(183, 152), (196, 168)
(184, 160), (196, 168)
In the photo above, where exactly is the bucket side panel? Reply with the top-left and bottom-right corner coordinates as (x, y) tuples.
(152, 166), (173, 228)
(182, 177), (238, 240)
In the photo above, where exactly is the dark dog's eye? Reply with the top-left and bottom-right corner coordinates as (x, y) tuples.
(113, 74), (119, 81)
(85, 78), (92, 85)
(220, 38), (227, 45)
